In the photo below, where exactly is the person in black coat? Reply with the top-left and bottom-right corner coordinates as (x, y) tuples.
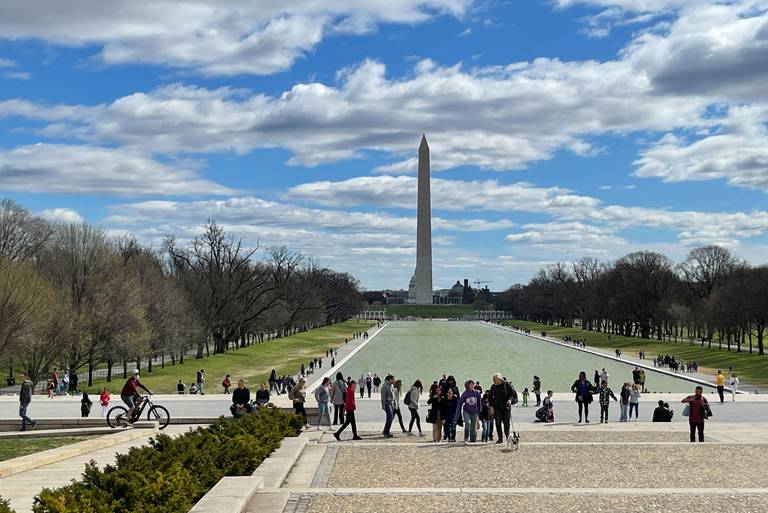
(571, 371), (595, 423)
(230, 379), (253, 419)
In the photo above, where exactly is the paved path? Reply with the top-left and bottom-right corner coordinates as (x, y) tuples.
(245, 422), (768, 513)
(0, 425), (195, 513)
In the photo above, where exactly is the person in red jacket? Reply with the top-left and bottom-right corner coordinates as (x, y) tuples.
(334, 380), (362, 441)
(682, 386), (710, 442)
(99, 386), (111, 417)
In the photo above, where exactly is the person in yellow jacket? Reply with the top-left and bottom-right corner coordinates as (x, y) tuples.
(715, 370), (725, 403)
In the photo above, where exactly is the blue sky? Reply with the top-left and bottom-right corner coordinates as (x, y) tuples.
(1, 0), (768, 290)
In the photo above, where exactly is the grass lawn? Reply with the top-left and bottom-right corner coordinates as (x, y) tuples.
(81, 320), (375, 395)
(505, 319), (768, 387)
(0, 436), (97, 461)
(385, 304), (474, 318)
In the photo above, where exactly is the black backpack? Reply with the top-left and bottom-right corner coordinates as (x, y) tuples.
(404, 389), (412, 406)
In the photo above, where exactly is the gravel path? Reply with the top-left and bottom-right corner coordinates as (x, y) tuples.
(328, 444), (768, 488)
(305, 494), (768, 513)
(323, 430), (679, 443)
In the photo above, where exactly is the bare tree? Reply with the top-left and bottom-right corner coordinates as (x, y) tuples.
(0, 199), (53, 261)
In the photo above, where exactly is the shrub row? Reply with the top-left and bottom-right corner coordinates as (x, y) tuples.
(33, 408), (302, 513)
(0, 497), (16, 513)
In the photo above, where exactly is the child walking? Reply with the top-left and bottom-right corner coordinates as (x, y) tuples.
(522, 388), (529, 407)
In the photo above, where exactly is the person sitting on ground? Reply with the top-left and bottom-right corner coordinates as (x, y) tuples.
(535, 390), (554, 423)
(230, 379), (253, 419)
(177, 379), (186, 395)
(189, 383), (198, 395)
(255, 382), (270, 406)
(652, 400), (674, 422)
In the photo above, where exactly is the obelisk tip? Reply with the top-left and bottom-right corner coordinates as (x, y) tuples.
(420, 133), (428, 148)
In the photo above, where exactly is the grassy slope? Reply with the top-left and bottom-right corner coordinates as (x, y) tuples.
(386, 304), (474, 318)
(0, 436), (97, 461)
(505, 319), (768, 387)
(83, 320), (374, 395)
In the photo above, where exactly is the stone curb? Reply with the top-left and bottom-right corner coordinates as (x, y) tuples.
(0, 424), (157, 477)
(277, 487), (768, 496)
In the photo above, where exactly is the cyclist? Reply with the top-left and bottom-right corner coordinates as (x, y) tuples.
(121, 369), (152, 423)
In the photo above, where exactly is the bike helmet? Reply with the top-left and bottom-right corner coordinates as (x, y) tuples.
(132, 369), (140, 376)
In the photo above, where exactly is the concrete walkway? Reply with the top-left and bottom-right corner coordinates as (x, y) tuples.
(0, 424), (196, 513)
(242, 421), (768, 513)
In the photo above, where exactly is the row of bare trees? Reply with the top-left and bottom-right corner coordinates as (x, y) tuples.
(498, 246), (768, 355)
(0, 199), (362, 388)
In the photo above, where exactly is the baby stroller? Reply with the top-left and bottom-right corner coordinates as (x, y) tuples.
(501, 416), (521, 452)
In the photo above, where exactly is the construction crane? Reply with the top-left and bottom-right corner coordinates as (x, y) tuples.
(473, 280), (492, 289)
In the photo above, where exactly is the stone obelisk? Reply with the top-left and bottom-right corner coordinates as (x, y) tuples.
(412, 134), (433, 303)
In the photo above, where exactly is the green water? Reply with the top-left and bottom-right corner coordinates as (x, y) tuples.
(338, 321), (695, 393)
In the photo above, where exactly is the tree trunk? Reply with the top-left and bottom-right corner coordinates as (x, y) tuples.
(107, 358), (113, 383)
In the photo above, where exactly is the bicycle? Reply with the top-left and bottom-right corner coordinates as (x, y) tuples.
(106, 395), (170, 430)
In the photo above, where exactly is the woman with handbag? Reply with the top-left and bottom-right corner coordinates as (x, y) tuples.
(426, 382), (443, 442)
(571, 371), (595, 423)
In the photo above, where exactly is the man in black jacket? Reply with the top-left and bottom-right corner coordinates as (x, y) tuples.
(19, 372), (37, 431)
(230, 379), (253, 419)
(489, 373), (517, 444)
(652, 400), (674, 422)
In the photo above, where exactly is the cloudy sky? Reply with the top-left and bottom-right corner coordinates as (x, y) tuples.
(1, 0), (768, 290)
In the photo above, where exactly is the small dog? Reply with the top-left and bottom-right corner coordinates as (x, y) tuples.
(501, 431), (521, 452)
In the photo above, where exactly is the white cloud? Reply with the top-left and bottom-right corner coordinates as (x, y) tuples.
(37, 208), (84, 224)
(0, 58), (15, 68)
(0, 1), (470, 76)
(634, 105), (768, 192)
(0, 143), (235, 196)
(0, 55), (707, 171)
(3, 71), (30, 80)
(506, 222), (626, 248)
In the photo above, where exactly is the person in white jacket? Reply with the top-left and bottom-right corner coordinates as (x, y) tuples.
(730, 373), (739, 402)
(406, 380), (424, 436)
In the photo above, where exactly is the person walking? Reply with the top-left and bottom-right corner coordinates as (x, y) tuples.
(393, 380), (408, 433)
(313, 377), (332, 431)
(373, 374), (381, 394)
(80, 392), (93, 418)
(441, 388), (459, 443)
(269, 369), (279, 394)
(456, 379), (482, 443)
(629, 384), (641, 421)
(682, 385), (711, 442)
(406, 380), (423, 436)
(331, 372), (347, 425)
(480, 389), (494, 442)
(571, 371), (595, 423)
(715, 370), (725, 403)
(358, 375), (365, 399)
(222, 375), (232, 394)
(619, 383), (630, 422)
(532, 376), (542, 407)
(380, 375), (395, 438)
(19, 372), (37, 431)
(366, 373), (373, 398)
(730, 373), (739, 402)
(427, 382), (443, 442)
(597, 381), (617, 423)
(489, 373), (517, 444)
(334, 381), (362, 441)
(289, 378), (309, 428)
(196, 369), (206, 395)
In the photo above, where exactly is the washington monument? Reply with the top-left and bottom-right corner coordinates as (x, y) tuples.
(409, 134), (433, 304)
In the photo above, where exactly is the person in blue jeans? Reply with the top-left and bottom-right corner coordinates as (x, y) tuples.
(19, 373), (37, 431)
(441, 388), (459, 442)
(380, 375), (396, 438)
(455, 380), (482, 443)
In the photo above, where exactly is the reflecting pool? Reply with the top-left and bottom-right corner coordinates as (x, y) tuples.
(338, 321), (695, 393)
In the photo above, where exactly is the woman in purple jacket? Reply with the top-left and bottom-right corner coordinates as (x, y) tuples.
(455, 380), (482, 443)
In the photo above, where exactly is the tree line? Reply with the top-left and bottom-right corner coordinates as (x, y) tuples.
(0, 199), (362, 388)
(497, 246), (768, 355)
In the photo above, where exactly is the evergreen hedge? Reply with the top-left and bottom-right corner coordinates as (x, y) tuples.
(32, 408), (302, 513)
(0, 497), (16, 513)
